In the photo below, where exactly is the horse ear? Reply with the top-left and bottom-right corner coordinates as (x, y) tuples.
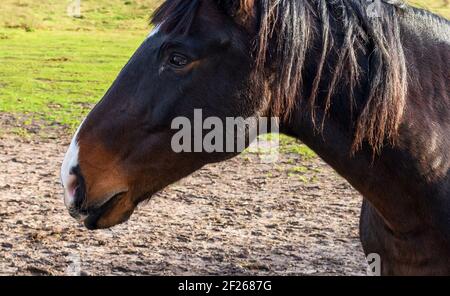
(217, 0), (257, 32)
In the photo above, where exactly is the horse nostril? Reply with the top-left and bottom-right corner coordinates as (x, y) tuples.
(72, 166), (87, 209)
(65, 165), (87, 212)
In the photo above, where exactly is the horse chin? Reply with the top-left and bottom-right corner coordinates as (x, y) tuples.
(83, 192), (136, 230)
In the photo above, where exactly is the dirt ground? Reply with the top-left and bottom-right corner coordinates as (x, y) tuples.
(0, 119), (367, 275)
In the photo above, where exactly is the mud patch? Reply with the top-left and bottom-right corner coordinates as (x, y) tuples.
(0, 131), (367, 275)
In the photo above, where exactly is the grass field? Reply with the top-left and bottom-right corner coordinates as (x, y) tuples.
(0, 0), (448, 132)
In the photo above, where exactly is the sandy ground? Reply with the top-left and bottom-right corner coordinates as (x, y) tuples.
(0, 121), (367, 275)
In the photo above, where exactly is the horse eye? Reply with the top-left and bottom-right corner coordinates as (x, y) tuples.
(169, 53), (189, 68)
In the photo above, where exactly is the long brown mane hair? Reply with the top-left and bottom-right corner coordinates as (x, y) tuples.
(153, 0), (409, 153)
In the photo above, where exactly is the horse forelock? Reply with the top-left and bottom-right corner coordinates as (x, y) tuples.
(151, 0), (202, 35)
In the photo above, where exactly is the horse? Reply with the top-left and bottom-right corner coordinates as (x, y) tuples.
(60, 0), (450, 275)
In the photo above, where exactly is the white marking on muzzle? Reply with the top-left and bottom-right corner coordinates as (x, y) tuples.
(61, 119), (84, 209)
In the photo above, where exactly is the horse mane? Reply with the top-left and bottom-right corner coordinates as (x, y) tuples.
(152, 0), (410, 153)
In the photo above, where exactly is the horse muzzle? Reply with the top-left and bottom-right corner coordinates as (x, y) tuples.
(61, 162), (132, 229)
(82, 191), (131, 230)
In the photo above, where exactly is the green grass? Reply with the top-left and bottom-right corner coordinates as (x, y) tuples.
(0, 0), (162, 32)
(0, 0), (448, 150)
(280, 135), (318, 159)
(0, 0), (163, 131)
(0, 29), (144, 130)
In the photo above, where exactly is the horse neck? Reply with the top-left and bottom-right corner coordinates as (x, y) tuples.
(279, 32), (423, 235)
